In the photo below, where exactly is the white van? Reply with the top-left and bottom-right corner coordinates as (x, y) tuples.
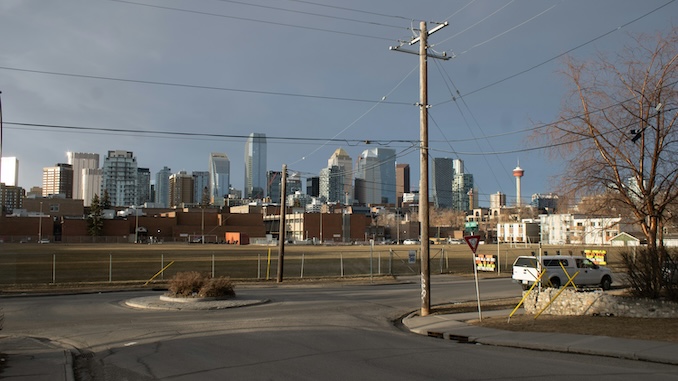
(512, 255), (613, 290)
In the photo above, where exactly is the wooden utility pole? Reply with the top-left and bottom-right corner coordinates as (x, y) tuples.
(276, 164), (287, 283)
(390, 21), (450, 317)
(419, 21), (431, 316)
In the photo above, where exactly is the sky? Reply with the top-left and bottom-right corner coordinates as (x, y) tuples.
(1, 0), (676, 207)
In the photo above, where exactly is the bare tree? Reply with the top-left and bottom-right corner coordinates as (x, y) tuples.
(535, 27), (678, 252)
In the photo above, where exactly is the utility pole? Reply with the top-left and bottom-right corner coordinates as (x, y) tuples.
(0, 91), (4, 219)
(277, 164), (288, 283)
(391, 21), (450, 317)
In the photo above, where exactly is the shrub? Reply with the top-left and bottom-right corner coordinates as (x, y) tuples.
(621, 247), (678, 301)
(199, 277), (236, 298)
(167, 271), (235, 298)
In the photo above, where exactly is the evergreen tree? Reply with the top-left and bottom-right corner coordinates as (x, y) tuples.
(101, 190), (112, 209)
(87, 194), (104, 236)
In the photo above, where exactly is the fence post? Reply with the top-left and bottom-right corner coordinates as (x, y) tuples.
(212, 254), (215, 278)
(161, 254), (164, 280)
(301, 252), (305, 278)
(389, 249), (393, 275)
(440, 248), (443, 273)
(340, 252), (344, 278)
(109, 253), (112, 283)
(258, 254), (261, 279)
(52, 254), (56, 284)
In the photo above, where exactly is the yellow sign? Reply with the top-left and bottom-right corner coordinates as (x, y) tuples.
(475, 254), (497, 272)
(584, 250), (607, 265)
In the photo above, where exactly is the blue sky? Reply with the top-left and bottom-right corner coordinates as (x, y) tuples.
(1, 0), (676, 207)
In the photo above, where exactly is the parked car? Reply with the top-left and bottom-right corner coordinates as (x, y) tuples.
(512, 255), (613, 290)
(403, 239), (420, 245)
(38, 239), (50, 244)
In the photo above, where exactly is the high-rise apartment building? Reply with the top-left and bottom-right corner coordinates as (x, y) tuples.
(319, 165), (342, 203)
(1, 185), (25, 213)
(209, 153), (230, 206)
(192, 171), (210, 205)
(244, 133), (266, 199)
(490, 191), (506, 208)
(169, 171), (194, 207)
(155, 166), (171, 208)
(42, 163), (74, 198)
(101, 150), (137, 207)
(327, 148), (353, 203)
(432, 158), (454, 209)
(66, 152), (99, 201)
(396, 163), (410, 207)
(1, 156), (19, 186)
(452, 173), (474, 211)
(354, 148), (396, 205)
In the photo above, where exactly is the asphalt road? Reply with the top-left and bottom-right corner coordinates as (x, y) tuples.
(2, 276), (678, 380)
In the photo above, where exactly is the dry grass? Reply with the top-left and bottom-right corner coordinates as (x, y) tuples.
(433, 298), (678, 343)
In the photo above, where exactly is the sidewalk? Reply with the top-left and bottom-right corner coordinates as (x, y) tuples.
(0, 335), (74, 381)
(402, 309), (678, 366)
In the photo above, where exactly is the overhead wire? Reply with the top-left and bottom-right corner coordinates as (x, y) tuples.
(0, 65), (411, 106)
(284, 0), (414, 21)
(435, 0), (677, 104)
(209, 0), (406, 29)
(104, 0), (396, 41)
(289, 64), (420, 166)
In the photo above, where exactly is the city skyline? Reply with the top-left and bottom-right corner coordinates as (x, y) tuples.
(1, 1), (675, 208)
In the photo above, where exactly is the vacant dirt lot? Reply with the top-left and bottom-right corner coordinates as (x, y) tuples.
(433, 299), (678, 343)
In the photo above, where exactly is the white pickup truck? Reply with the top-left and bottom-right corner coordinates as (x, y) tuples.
(512, 255), (613, 290)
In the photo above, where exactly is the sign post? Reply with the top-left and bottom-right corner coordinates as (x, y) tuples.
(464, 235), (483, 321)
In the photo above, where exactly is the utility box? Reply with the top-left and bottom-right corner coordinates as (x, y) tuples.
(225, 232), (249, 245)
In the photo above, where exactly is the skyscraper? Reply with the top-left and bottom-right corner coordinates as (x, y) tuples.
(209, 153), (230, 206)
(101, 150), (137, 207)
(452, 173), (474, 211)
(354, 148), (396, 205)
(244, 133), (267, 199)
(42, 163), (74, 198)
(432, 158), (453, 208)
(66, 152), (99, 201)
(287, 171), (302, 196)
(0, 156), (19, 186)
(306, 176), (320, 198)
(155, 166), (171, 208)
(193, 171), (210, 205)
(327, 148), (353, 203)
(169, 171), (194, 207)
(396, 163), (410, 207)
(82, 168), (102, 207)
(319, 165), (342, 203)
(136, 167), (151, 205)
(266, 170), (282, 202)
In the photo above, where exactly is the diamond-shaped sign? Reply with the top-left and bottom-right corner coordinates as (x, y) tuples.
(464, 235), (480, 254)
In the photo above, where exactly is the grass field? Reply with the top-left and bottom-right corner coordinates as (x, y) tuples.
(0, 242), (630, 288)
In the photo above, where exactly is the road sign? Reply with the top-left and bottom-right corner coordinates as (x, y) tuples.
(464, 235), (480, 254)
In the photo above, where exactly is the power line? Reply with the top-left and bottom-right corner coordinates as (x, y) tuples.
(104, 0), (396, 41)
(0, 65), (411, 106)
(435, 0), (677, 105)
(285, 0), (414, 21)
(2, 121), (417, 145)
(210, 0), (406, 29)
